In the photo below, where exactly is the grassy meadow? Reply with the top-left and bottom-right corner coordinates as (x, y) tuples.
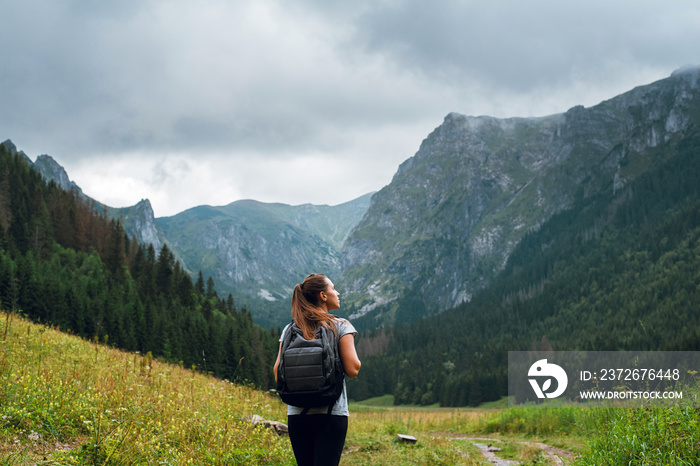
(2, 310), (700, 465)
(0, 311), (291, 465)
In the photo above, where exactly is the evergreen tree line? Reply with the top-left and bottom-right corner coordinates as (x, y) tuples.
(0, 144), (279, 388)
(348, 133), (700, 406)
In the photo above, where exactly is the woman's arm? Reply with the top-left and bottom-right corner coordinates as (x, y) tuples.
(339, 334), (361, 379)
(273, 342), (282, 383)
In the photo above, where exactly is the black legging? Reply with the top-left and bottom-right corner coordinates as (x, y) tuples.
(287, 414), (348, 466)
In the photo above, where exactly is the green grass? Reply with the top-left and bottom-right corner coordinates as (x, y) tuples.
(352, 395), (507, 410)
(3, 310), (700, 465)
(0, 311), (293, 465)
(576, 407), (700, 465)
(475, 397), (509, 410)
(351, 394), (395, 407)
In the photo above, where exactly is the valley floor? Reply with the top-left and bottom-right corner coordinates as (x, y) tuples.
(341, 402), (582, 465)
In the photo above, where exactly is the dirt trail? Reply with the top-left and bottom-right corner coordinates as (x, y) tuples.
(521, 441), (575, 465)
(471, 440), (520, 465)
(436, 434), (576, 465)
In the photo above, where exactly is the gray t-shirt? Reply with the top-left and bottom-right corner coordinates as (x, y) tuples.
(279, 317), (357, 417)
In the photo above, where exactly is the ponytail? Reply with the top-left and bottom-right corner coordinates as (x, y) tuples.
(291, 274), (337, 340)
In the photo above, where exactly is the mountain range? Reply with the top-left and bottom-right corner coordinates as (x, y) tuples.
(154, 196), (372, 327)
(5, 65), (700, 330)
(2, 138), (373, 328)
(340, 65), (700, 328)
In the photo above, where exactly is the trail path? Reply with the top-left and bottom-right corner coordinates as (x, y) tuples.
(436, 434), (576, 465)
(471, 440), (519, 465)
(521, 441), (574, 465)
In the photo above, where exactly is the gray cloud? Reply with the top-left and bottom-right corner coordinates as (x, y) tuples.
(1, 0), (698, 215)
(354, 0), (700, 92)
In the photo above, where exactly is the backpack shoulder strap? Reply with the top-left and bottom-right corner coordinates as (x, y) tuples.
(279, 320), (297, 359)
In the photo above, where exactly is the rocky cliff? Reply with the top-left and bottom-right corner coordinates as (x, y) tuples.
(340, 66), (700, 327)
(112, 199), (163, 251)
(32, 154), (85, 197)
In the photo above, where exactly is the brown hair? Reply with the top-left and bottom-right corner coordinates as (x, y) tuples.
(292, 273), (337, 340)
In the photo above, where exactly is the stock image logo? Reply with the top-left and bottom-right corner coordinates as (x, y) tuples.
(528, 359), (568, 399)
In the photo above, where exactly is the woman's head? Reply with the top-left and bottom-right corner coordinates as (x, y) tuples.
(291, 273), (340, 339)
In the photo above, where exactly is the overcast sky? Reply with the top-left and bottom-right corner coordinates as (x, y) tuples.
(2, 0), (699, 217)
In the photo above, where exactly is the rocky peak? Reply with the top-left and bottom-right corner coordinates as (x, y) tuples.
(671, 64), (700, 81)
(113, 199), (163, 251)
(33, 154), (83, 195)
(1, 139), (33, 166)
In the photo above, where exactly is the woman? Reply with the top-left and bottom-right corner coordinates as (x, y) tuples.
(274, 273), (361, 466)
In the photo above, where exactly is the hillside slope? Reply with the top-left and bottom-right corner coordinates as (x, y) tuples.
(349, 129), (700, 405)
(0, 311), (291, 464)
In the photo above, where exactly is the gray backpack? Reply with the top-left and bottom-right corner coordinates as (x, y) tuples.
(276, 321), (344, 411)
